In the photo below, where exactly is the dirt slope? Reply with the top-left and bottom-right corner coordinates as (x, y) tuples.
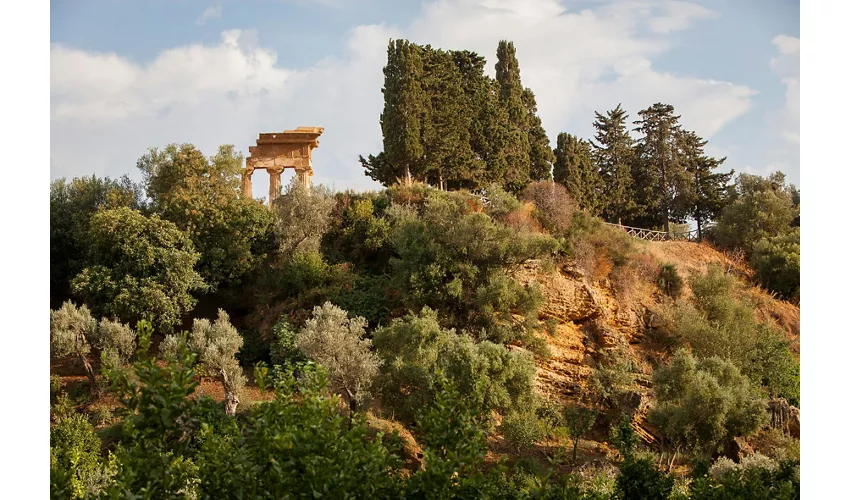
(514, 239), (800, 443)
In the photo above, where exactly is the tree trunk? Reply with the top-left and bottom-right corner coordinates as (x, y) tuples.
(405, 165), (412, 187)
(345, 388), (358, 428)
(220, 369), (240, 416)
(696, 217), (702, 241)
(572, 439), (579, 462)
(78, 352), (99, 396)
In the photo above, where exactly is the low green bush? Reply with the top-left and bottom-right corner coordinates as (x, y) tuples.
(657, 263), (684, 299)
(501, 409), (545, 451)
(614, 456), (675, 500)
(50, 413), (110, 499)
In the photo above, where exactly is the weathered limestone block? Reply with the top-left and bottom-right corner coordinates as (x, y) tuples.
(513, 261), (603, 323)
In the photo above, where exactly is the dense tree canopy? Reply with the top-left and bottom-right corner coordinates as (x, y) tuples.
(70, 207), (206, 332)
(50, 175), (145, 306)
(554, 133), (602, 215)
(137, 143), (276, 291)
(711, 172), (800, 300)
(362, 39), (553, 193)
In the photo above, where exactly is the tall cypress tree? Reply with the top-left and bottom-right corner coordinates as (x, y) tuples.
(677, 130), (733, 239)
(420, 46), (477, 190)
(495, 40), (532, 193)
(591, 104), (636, 224)
(452, 50), (490, 190)
(377, 39), (427, 185)
(523, 88), (555, 181)
(553, 133), (602, 214)
(633, 103), (686, 233)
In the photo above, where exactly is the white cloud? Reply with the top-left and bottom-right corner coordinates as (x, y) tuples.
(196, 4), (223, 26)
(770, 34), (800, 145)
(51, 0), (756, 195)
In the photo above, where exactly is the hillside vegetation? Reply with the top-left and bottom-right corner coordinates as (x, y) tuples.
(49, 37), (800, 499)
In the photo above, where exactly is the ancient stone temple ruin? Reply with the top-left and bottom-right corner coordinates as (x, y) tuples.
(241, 126), (324, 207)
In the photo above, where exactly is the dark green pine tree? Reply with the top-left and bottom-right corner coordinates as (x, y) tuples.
(677, 130), (734, 240)
(523, 88), (555, 181)
(451, 50), (491, 190)
(553, 133), (603, 214)
(420, 46), (477, 190)
(363, 39), (428, 186)
(590, 104), (636, 225)
(477, 78), (514, 187)
(494, 40), (532, 193)
(633, 103), (688, 233)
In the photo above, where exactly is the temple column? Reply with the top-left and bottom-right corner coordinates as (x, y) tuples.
(268, 166), (284, 208)
(296, 168), (312, 190)
(241, 167), (254, 198)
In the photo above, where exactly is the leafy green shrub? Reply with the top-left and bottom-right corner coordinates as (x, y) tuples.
(659, 266), (799, 402)
(483, 183), (522, 219)
(614, 456), (675, 500)
(90, 406), (114, 427)
(750, 228), (800, 301)
(51, 374), (63, 401)
(327, 271), (395, 327)
(101, 325), (203, 498)
(269, 315), (305, 367)
(589, 345), (637, 418)
(50, 413), (110, 499)
(692, 457), (800, 499)
(649, 349), (768, 456)
(322, 194), (394, 270)
(388, 187), (557, 341)
(254, 361), (270, 397)
(52, 393), (76, 422)
(501, 409), (545, 451)
(219, 368), (402, 499)
(405, 373), (508, 499)
(279, 249), (334, 293)
(373, 307), (537, 423)
(657, 264), (683, 299)
(610, 417), (638, 461)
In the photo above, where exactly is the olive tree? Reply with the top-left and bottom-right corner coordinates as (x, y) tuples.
(372, 307), (537, 423)
(296, 302), (381, 418)
(273, 178), (336, 256)
(162, 309), (246, 415)
(649, 349), (768, 459)
(50, 301), (137, 394)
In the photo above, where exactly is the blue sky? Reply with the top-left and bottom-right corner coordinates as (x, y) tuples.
(50, 0), (800, 198)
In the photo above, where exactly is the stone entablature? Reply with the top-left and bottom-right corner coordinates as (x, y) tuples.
(242, 126), (324, 207)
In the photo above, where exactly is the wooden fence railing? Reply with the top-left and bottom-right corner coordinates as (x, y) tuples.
(603, 222), (699, 242)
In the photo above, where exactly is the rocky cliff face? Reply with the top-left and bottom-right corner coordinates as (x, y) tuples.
(513, 240), (800, 445)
